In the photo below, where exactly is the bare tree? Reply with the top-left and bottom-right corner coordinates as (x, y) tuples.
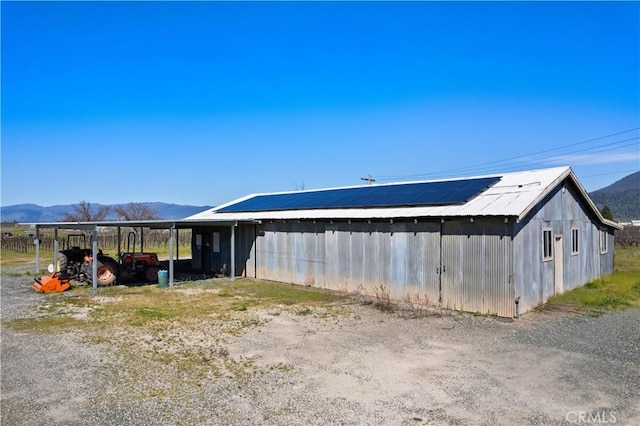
(293, 180), (306, 191)
(114, 203), (159, 220)
(63, 201), (111, 221)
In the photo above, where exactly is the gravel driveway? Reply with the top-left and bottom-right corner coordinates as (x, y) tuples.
(2, 265), (639, 425)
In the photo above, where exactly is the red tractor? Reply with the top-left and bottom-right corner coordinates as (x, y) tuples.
(114, 232), (161, 282)
(34, 233), (161, 293)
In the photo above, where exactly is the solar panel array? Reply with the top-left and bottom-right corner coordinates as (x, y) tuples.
(217, 176), (500, 213)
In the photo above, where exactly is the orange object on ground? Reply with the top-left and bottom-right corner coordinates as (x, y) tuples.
(33, 273), (71, 293)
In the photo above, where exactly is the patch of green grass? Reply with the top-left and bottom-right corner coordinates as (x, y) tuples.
(584, 280), (604, 289)
(544, 246), (640, 313)
(614, 246), (640, 272)
(5, 316), (88, 333)
(230, 279), (341, 305)
(547, 271), (640, 311)
(231, 303), (248, 312)
(134, 307), (172, 322)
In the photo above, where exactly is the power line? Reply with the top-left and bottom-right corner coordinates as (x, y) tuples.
(377, 128), (640, 181)
(378, 137), (639, 181)
(477, 138), (639, 172)
(580, 169), (639, 179)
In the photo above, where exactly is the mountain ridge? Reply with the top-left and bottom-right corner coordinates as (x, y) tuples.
(589, 171), (640, 221)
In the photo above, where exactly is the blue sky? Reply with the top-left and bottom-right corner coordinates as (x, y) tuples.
(2, 1), (639, 207)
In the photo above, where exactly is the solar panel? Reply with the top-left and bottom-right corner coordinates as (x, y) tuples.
(218, 176), (500, 213)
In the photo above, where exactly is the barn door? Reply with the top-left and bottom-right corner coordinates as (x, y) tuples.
(201, 232), (211, 272)
(440, 221), (462, 311)
(415, 221), (441, 305)
(440, 220), (514, 316)
(554, 235), (564, 295)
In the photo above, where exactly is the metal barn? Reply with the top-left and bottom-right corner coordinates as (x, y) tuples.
(188, 167), (620, 317)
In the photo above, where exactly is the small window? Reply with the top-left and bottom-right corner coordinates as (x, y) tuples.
(600, 230), (608, 254)
(212, 232), (220, 253)
(571, 228), (579, 255)
(542, 229), (553, 261)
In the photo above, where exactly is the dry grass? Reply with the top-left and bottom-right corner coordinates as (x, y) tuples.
(3, 277), (348, 397)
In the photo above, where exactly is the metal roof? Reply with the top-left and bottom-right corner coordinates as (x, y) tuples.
(217, 176), (500, 212)
(187, 167), (621, 229)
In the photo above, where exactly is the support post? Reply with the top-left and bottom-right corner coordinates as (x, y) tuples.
(35, 227), (41, 272)
(92, 229), (98, 294)
(230, 223), (236, 281)
(169, 226), (175, 287)
(176, 228), (179, 260)
(117, 227), (121, 259)
(53, 228), (59, 272)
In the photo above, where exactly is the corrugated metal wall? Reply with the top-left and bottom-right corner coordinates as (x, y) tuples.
(256, 221), (326, 287)
(251, 219), (512, 316)
(513, 181), (617, 313)
(441, 220), (512, 316)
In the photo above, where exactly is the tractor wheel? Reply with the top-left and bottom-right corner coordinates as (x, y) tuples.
(58, 252), (68, 272)
(145, 266), (160, 282)
(96, 266), (117, 286)
(97, 257), (119, 286)
(99, 257), (120, 277)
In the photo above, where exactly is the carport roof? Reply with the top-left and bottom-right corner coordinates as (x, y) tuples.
(20, 219), (258, 231)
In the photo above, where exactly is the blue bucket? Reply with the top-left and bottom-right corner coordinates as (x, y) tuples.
(158, 270), (169, 288)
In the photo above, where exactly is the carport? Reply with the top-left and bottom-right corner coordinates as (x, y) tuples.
(21, 219), (257, 292)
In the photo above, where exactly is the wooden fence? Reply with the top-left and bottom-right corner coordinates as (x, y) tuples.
(1, 230), (192, 253)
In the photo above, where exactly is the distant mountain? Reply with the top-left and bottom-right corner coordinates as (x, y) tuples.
(0, 202), (212, 223)
(589, 171), (640, 221)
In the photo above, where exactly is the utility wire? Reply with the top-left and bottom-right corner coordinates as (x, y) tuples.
(505, 139), (639, 170)
(377, 128), (640, 181)
(580, 169), (639, 179)
(433, 137), (640, 176)
(379, 137), (639, 180)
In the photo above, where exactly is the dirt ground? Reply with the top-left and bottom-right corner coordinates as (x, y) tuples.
(1, 267), (639, 425)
